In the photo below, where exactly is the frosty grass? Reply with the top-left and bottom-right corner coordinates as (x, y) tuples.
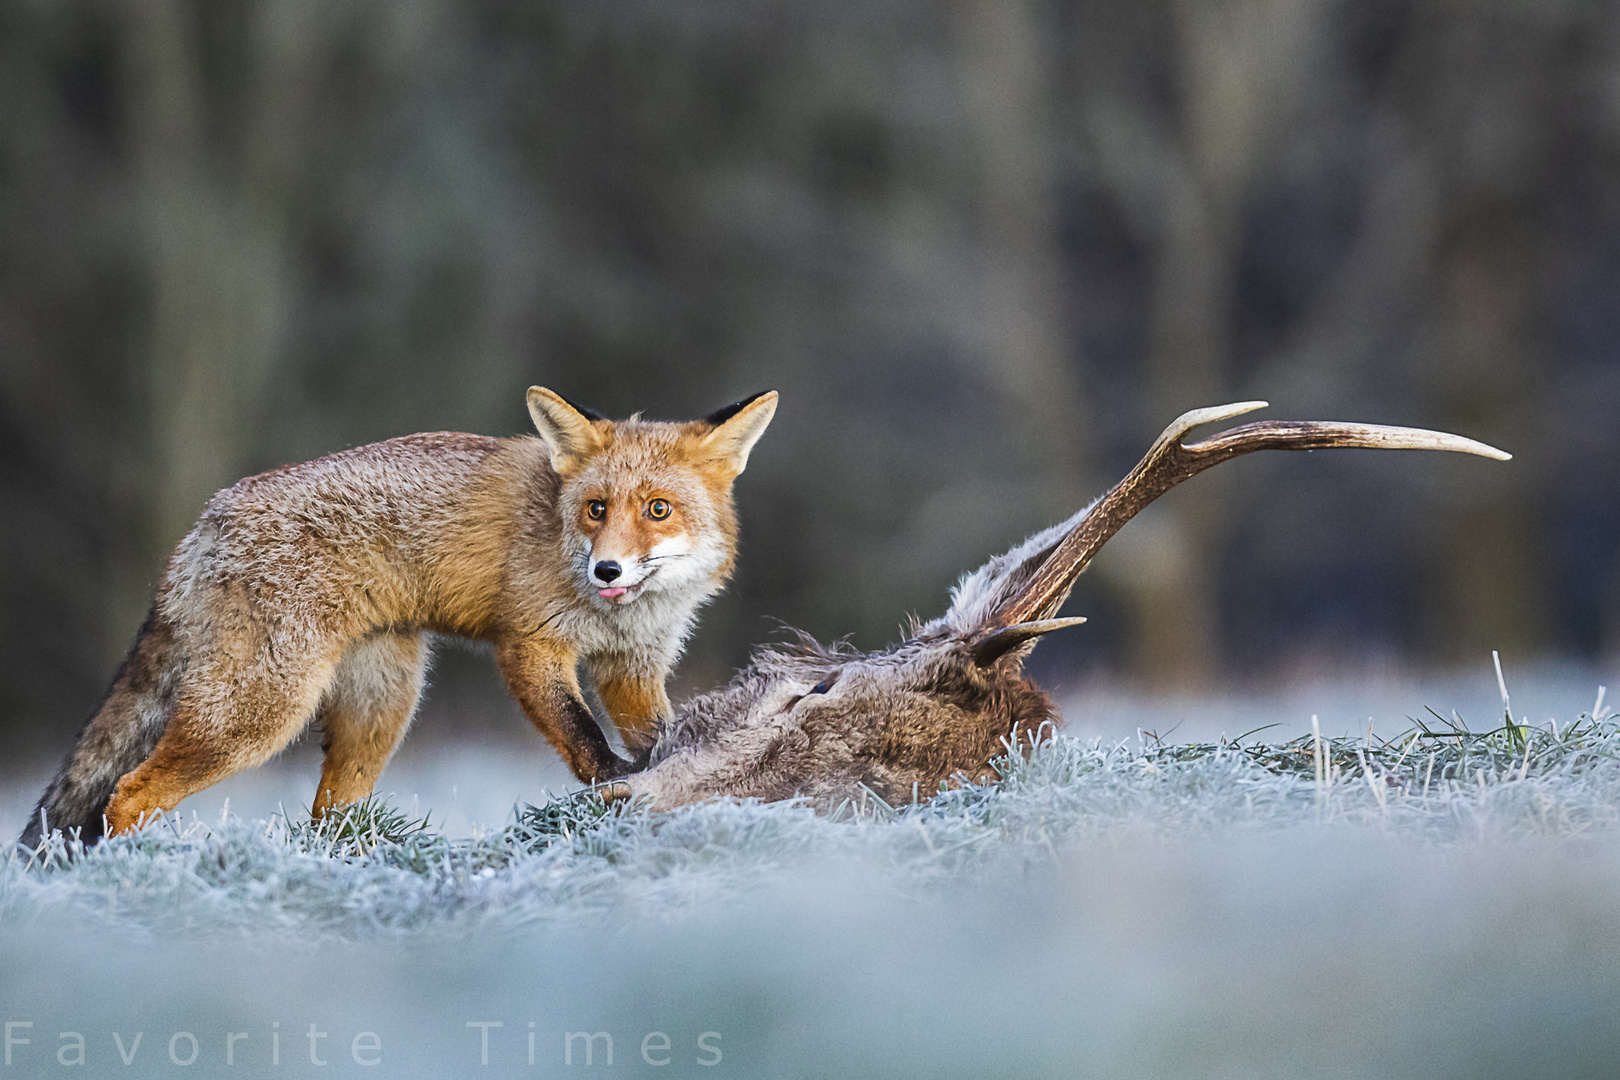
(5, 709), (1620, 1078)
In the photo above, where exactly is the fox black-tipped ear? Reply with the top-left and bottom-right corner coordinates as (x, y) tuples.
(528, 387), (607, 475)
(698, 391), (777, 476)
(968, 617), (1087, 667)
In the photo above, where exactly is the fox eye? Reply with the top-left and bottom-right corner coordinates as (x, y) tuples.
(809, 671), (838, 694)
(586, 500), (606, 521)
(647, 498), (672, 520)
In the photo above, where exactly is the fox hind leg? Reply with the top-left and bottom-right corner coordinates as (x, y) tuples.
(102, 646), (343, 835)
(312, 632), (429, 817)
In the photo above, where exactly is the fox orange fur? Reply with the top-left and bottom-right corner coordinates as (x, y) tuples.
(18, 387), (777, 846)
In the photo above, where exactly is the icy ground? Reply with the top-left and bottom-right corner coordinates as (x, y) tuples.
(6, 675), (1620, 1079)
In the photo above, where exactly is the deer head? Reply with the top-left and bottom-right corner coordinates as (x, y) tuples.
(616, 402), (1509, 810)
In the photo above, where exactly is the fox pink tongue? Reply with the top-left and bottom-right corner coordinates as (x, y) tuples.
(599, 586), (628, 599)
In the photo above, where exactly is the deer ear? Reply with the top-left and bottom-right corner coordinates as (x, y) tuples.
(968, 617), (1087, 667)
(528, 387), (606, 475)
(698, 391), (778, 476)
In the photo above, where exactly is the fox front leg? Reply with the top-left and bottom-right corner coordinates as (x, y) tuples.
(592, 656), (674, 760)
(496, 635), (634, 783)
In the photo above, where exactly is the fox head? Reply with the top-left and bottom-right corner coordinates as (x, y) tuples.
(527, 386), (778, 609)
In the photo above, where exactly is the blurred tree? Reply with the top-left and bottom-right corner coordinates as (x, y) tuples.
(1387, 1), (1562, 662)
(950, 0), (1089, 492)
(1073, 0), (1328, 686)
(117, 0), (324, 633)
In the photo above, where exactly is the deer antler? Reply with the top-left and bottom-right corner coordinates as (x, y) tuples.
(986, 401), (1511, 630)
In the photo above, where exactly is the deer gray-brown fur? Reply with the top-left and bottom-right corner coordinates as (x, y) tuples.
(616, 402), (1510, 811)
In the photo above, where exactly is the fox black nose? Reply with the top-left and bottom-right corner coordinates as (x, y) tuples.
(593, 561), (622, 583)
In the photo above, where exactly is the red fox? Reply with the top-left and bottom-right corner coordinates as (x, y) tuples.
(18, 387), (777, 846)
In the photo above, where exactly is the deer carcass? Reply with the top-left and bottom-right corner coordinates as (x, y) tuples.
(613, 402), (1508, 810)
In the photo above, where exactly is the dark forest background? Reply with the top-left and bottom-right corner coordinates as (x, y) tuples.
(3, 0), (1618, 754)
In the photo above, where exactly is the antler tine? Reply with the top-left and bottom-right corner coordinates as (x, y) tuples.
(988, 402), (1510, 629)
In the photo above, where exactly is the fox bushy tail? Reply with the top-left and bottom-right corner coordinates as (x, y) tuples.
(18, 609), (178, 849)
